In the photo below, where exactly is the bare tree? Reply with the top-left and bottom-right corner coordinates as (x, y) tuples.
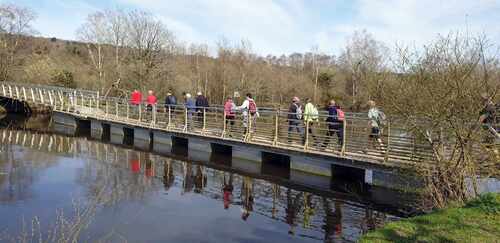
(0, 3), (37, 81)
(126, 10), (175, 90)
(338, 30), (388, 109)
(77, 11), (108, 87)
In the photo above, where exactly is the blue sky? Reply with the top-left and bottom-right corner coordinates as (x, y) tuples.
(4, 0), (500, 55)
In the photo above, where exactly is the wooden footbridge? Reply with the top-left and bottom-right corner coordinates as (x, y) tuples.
(0, 82), (442, 189)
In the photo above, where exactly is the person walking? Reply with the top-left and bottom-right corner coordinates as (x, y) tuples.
(367, 100), (385, 150)
(323, 100), (344, 150)
(195, 91), (209, 126)
(303, 98), (319, 146)
(164, 92), (177, 111)
(184, 93), (196, 131)
(236, 93), (258, 136)
(146, 90), (157, 111)
(130, 89), (142, 106)
(287, 97), (304, 143)
(224, 97), (236, 136)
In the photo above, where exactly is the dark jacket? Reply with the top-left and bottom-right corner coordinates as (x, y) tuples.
(165, 95), (177, 106)
(288, 102), (301, 120)
(195, 95), (209, 111)
(326, 105), (342, 124)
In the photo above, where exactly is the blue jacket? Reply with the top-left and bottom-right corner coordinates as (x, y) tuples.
(185, 98), (196, 112)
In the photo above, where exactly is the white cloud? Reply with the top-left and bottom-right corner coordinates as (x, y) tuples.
(315, 0), (500, 54)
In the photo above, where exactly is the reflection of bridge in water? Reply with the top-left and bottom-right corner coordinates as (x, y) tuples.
(0, 126), (405, 242)
(0, 82), (428, 192)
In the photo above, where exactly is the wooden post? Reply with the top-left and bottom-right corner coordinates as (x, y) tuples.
(138, 103), (142, 122)
(202, 108), (206, 134)
(151, 104), (156, 126)
(22, 87), (27, 100)
(38, 89), (44, 104)
(341, 120), (347, 156)
(105, 100), (109, 117)
(15, 86), (19, 98)
(31, 88), (35, 102)
(1, 84), (5, 96)
(385, 121), (391, 162)
(126, 102), (130, 120)
(96, 91), (100, 109)
(48, 91), (54, 106)
(273, 110), (279, 146)
(115, 100), (118, 118)
(222, 110), (226, 138)
(8, 85), (12, 97)
(167, 106), (172, 130)
(304, 121), (309, 150)
(184, 107), (188, 131)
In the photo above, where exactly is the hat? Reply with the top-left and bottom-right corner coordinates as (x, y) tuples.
(197, 91), (202, 96)
(292, 97), (300, 102)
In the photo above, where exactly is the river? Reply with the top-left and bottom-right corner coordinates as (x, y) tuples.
(0, 115), (418, 242)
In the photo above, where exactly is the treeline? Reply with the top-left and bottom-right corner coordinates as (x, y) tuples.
(1, 4), (389, 109)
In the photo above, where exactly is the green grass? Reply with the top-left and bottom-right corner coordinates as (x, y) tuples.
(359, 193), (500, 243)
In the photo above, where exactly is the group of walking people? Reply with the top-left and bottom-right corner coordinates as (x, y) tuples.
(129, 89), (389, 150)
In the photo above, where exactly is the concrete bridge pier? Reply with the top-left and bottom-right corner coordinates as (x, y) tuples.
(53, 112), (77, 127)
(90, 119), (103, 139)
(134, 127), (151, 150)
(232, 145), (261, 174)
(110, 123), (125, 145)
(289, 157), (330, 189)
(152, 131), (173, 154)
(188, 137), (212, 162)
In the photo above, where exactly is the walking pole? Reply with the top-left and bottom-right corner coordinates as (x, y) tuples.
(385, 121), (391, 162)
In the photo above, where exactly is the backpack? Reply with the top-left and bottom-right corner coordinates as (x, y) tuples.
(248, 99), (257, 115)
(310, 105), (319, 121)
(336, 108), (345, 121)
(376, 109), (387, 127)
(294, 103), (303, 120)
(224, 101), (235, 117)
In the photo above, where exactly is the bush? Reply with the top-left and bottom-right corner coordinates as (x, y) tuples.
(465, 193), (500, 214)
(51, 70), (75, 88)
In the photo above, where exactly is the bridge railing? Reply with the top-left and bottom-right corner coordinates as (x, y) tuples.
(2, 82), (445, 165)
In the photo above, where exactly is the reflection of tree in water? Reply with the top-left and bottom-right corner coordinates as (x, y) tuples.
(286, 188), (303, 235)
(194, 165), (207, 193)
(0, 130), (60, 203)
(76, 151), (158, 206)
(163, 160), (175, 190)
(322, 198), (343, 243)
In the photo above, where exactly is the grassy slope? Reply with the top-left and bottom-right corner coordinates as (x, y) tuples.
(360, 193), (500, 243)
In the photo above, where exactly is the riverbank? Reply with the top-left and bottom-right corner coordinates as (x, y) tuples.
(360, 193), (500, 243)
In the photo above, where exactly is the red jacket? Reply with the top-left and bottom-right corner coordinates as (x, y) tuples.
(131, 91), (142, 105)
(147, 95), (157, 105)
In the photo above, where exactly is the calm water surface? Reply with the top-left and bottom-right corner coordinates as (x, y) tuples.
(0, 115), (404, 243)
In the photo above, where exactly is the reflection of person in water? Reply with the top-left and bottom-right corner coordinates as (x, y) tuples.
(361, 208), (386, 234)
(194, 165), (207, 193)
(272, 184), (281, 219)
(302, 192), (316, 229)
(145, 160), (154, 178)
(163, 160), (175, 191)
(322, 198), (343, 243)
(222, 173), (234, 209)
(182, 162), (194, 194)
(130, 159), (140, 173)
(286, 188), (303, 235)
(241, 176), (254, 221)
